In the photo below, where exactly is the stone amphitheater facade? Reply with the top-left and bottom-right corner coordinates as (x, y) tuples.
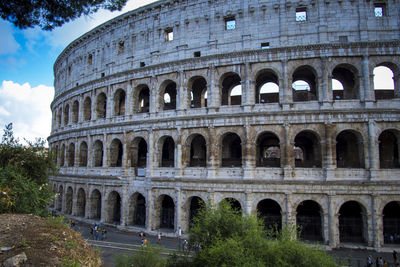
(48, 0), (400, 250)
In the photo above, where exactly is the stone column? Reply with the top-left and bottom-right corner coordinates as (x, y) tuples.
(176, 128), (183, 178)
(177, 70), (185, 114)
(321, 57), (332, 104)
(208, 64), (220, 110)
(327, 194), (339, 247)
(74, 137), (79, 168)
(207, 125), (218, 179)
(147, 130), (155, 178)
(146, 189), (153, 232)
(242, 62), (254, 111)
(283, 123), (294, 180)
(71, 185), (78, 216)
(243, 124), (255, 179)
(368, 120), (379, 179)
(362, 55), (375, 104)
(100, 187), (107, 223)
(149, 76), (157, 114)
(285, 193), (295, 225)
(244, 192), (253, 216)
(126, 81), (133, 116)
(120, 186), (129, 226)
(324, 122), (335, 180)
(175, 188), (182, 234)
(372, 195), (382, 248)
(280, 60), (292, 107)
(87, 135), (93, 168)
(84, 187), (90, 219)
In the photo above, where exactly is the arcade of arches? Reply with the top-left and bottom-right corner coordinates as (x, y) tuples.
(51, 184), (400, 248)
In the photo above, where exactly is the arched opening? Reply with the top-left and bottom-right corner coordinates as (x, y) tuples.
(63, 104), (69, 125)
(257, 199), (282, 231)
(110, 138), (123, 167)
(222, 198), (242, 213)
(83, 97), (92, 121)
(255, 70), (279, 103)
(72, 100), (79, 123)
(56, 185), (63, 211)
(67, 143), (75, 167)
(76, 188), (86, 217)
(339, 201), (367, 243)
(160, 195), (175, 229)
(57, 107), (62, 127)
(374, 65), (395, 100)
(221, 73), (241, 106)
(190, 77), (207, 108)
(131, 138), (147, 168)
(336, 130), (364, 168)
(292, 66), (318, 102)
(163, 82), (177, 110)
(137, 86), (150, 113)
(96, 93), (107, 119)
(189, 196), (205, 229)
(221, 133), (242, 167)
(190, 135), (207, 167)
(128, 193), (146, 226)
(332, 78), (344, 101)
(379, 130), (400, 168)
(294, 131), (321, 168)
(296, 200), (323, 242)
(93, 140), (104, 167)
(107, 191), (121, 224)
(90, 189), (102, 220)
(256, 132), (280, 167)
(114, 89), (126, 116)
(65, 187), (73, 215)
(60, 144), (65, 167)
(383, 201), (400, 244)
(161, 137), (175, 167)
(79, 142), (88, 167)
(331, 64), (359, 100)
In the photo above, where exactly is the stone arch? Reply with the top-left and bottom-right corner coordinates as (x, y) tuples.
(257, 198), (282, 231)
(336, 130), (365, 168)
(382, 201), (400, 244)
(220, 72), (242, 106)
(292, 65), (318, 102)
(159, 136), (175, 167)
(256, 132), (280, 167)
(186, 134), (207, 167)
(331, 63), (359, 100)
(57, 106), (62, 127)
(189, 76), (208, 108)
(89, 189), (102, 220)
(76, 188), (86, 217)
(221, 132), (242, 167)
(374, 62), (399, 99)
(67, 142), (75, 167)
(186, 196), (205, 229)
(96, 92), (107, 119)
(113, 89), (126, 116)
(294, 130), (321, 168)
(106, 191), (122, 224)
(83, 97), (92, 121)
(155, 194), (175, 230)
(135, 85), (150, 113)
(60, 144), (65, 167)
(160, 80), (177, 110)
(63, 104), (70, 125)
(221, 197), (242, 213)
(379, 129), (400, 168)
(128, 192), (146, 226)
(130, 137), (147, 168)
(339, 200), (368, 244)
(56, 185), (63, 211)
(255, 69), (280, 104)
(72, 100), (79, 123)
(93, 140), (104, 167)
(109, 138), (123, 167)
(296, 200), (323, 241)
(65, 186), (73, 215)
(79, 141), (88, 167)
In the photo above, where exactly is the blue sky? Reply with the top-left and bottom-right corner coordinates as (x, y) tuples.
(0, 0), (155, 143)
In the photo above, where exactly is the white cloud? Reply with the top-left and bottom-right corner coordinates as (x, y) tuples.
(0, 21), (20, 55)
(0, 80), (54, 143)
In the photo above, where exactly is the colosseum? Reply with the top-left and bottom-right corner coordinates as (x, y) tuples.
(48, 0), (400, 250)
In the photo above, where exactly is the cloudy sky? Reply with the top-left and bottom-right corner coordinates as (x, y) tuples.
(0, 0), (156, 144)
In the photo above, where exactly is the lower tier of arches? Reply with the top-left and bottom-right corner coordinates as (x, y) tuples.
(49, 176), (400, 250)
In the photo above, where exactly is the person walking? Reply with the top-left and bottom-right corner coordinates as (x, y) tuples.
(157, 232), (162, 244)
(393, 250), (398, 265)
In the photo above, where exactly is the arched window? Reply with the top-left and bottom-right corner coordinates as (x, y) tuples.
(336, 130), (364, 168)
(163, 82), (177, 110)
(221, 133), (242, 167)
(190, 135), (207, 167)
(114, 89), (126, 116)
(256, 70), (279, 103)
(222, 198), (242, 213)
(257, 199), (282, 231)
(331, 64), (359, 100)
(137, 86), (150, 113)
(296, 200), (323, 241)
(131, 138), (147, 168)
(76, 188), (86, 217)
(128, 193), (146, 226)
(294, 131), (321, 168)
(110, 138), (123, 167)
(383, 201), (400, 244)
(374, 65), (395, 100)
(161, 137), (175, 167)
(83, 97), (92, 121)
(65, 187), (73, 215)
(221, 73), (241, 106)
(79, 142), (88, 167)
(292, 66), (318, 102)
(379, 130), (400, 168)
(72, 100), (79, 123)
(67, 143), (75, 167)
(188, 196), (205, 228)
(93, 140), (103, 167)
(60, 144), (65, 167)
(159, 195), (175, 229)
(107, 191), (121, 224)
(96, 93), (107, 119)
(63, 104), (70, 125)
(256, 132), (280, 167)
(339, 201), (367, 243)
(190, 77), (207, 108)
(90, 189), (102, 220)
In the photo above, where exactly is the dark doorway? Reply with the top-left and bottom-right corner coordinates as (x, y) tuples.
(339, 201), (366, 243)
(296, 200), (323, 241)
(257, 199), (282, 231)
(161, 195), (175, 229)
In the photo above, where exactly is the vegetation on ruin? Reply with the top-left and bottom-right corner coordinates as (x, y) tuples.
(0, 123), (57, 216)
(0, 0), (128, 30)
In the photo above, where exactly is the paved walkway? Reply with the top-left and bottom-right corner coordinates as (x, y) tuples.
(71, 220), (399, 267)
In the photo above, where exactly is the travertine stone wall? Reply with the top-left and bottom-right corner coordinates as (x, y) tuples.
(49, 0), (400, 250)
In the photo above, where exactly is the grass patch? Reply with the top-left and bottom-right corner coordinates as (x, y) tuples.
(46, 216), (67, 229)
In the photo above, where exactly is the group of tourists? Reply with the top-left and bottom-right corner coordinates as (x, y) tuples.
(366, 251), (398, 267)
(139, 231), (148, 247)
(90, 223), (107, 240)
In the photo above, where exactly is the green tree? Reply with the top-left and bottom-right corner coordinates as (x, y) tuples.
(0, 123), (57, 216)
(0, 0), (128, 30)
